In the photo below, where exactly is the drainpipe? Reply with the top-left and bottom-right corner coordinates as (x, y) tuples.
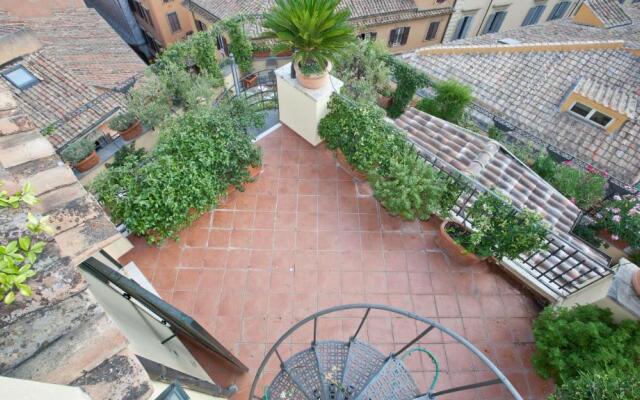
(475, 0), (495, 36)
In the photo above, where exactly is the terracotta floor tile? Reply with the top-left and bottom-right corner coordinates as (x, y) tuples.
(175, 269), (202, 291)
(208, 230), (231, 248)
(435, 295), (461, 317)
(387, 272), (410, 293)
(211, 210), (234, 229)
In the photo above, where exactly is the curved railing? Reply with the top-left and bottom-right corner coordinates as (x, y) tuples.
(249, 304), (523, 400)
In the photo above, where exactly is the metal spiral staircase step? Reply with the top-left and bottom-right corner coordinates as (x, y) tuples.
(355, 356), (419, 400)
(285, 348), (324, 399)
(268, 369), (309, 400)
(339, 339), (386, 398)
(314, 341), (351, 399)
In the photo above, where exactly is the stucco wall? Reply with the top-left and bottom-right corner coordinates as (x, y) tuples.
(134, 0), (195, 48)
(358, 13), (452, 53)
(444, 0), (579, 42)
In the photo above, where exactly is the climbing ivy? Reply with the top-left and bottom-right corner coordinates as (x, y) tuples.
(385, 58), (430, 118)
(223, 16), (254, 75)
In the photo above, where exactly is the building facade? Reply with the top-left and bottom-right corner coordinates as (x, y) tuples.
(443, 0), (581, 42)
(185, 0), (455, 54)
(128, 0), (197, 54)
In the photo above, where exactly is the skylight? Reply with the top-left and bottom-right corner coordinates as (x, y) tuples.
(2, 66), (39, 90)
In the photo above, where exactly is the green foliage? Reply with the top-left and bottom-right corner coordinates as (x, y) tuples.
(369, 150), (445, 220)
(41, 124), (56, 137)
(487, 126), (503, 141)
(450, 192), (548, 259)
(224, 16), (254, 74)
(386, 58), (430, 118)
(532, 305), (640, 385)
(60, 138), (95, 164)
(109, 111), (137, 132)
(548, 162), (606, 210)
(263, 0), (355, 70)
(107, 145), (146, 169)
(532, 154), (557, 181)
(416, 80), (472, 124)
(92, 99), (262, 244)
(156, 30), (223, 82)
(334, 40), (392, 103)
(0, 182), (51, 305)
(550, 368), (640, 400)
(572, 224), (603, 248)
(597, 194), (640, 249)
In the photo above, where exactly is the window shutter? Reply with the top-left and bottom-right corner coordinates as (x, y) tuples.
(493, 11), (506, 32)
(522, 7), (536, 25)
(370, 32), (377, 41)
(426, 21), (440, 40)
(482, 13), (496, 34)
(400, 27), (410, 45)
(388, 28), (398, 46)
(534, 5), (546, 23)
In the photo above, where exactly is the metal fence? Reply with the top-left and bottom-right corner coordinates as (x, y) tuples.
(409, 139), (614, 299)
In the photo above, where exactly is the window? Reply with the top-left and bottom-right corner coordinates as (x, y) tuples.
(195, 19), (206, 32)
(425, 21), (440, 40)
(548, 1), (571, 20)
(522, 4), (546, 26)
(453, 15), (473, 40)
(143, 8), (154, 27)
(2, 66), (39, 90)
(167, 12), (181, 32)
(569, 102), (614, 127)
(357, 32), (377, 41)
(483, 10), (507, 34)
(388, 26), (410, 47)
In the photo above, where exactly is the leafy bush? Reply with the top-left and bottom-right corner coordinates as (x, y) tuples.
(92, 99), (262, 244)
(156, 30), (223, 83)
(450, 192), (548, 259)
(550, 368), (640, 400)
(487, 126), (503, 141)
(61, 138), (95, 164)
(532, 305), (640, 385)
(549, 162), (606, 210)
(386, 59), (430, 118)
(531, 154), (557, 181)
(109, 111), (137, 132)
(370, 150), (446, 220)
(572, 224), (603, 248)
(107, 145), (146, 169)
(263, 0), (354, 72)
(597, 194), (640, 249)
(334, 40), (392, 103)
(224, 17), (254, 74)
(416, 80), (472, 124)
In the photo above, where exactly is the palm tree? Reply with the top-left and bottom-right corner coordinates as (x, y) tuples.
(263, 0), (355, 74)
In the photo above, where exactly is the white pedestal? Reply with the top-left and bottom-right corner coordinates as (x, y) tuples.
(275, 63), (343, 146)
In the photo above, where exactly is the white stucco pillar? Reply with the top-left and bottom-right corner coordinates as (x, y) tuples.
(275, 63), (344, 146)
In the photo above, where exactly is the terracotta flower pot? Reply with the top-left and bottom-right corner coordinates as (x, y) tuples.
(598, 229), (629, 250)
(74, 150), (100, 173)
(243, 74), (257, 89)
(253, 50), (271, 58)
(118, 120), (142, 141)
(335, 149), (367, 181)
(436, 220), (484, 266)
(294, 61), (332, 90)
(633, 270), (640, 297)
(276, 50), (293, 57)
(377, 95), (393, 109)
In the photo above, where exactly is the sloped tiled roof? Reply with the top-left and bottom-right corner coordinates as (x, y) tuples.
(0, 75), (152, 400)
(403, 6), (640, 185)
(584, 0), (632, 28)
(0, 8), (145, 90)
(573, 77), (638, 118)
(1, 51), (126, 149)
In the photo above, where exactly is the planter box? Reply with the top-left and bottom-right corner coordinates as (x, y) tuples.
(74, 150), (100, 173)
(118, 120), (142, 141)
(243, 74), (257, 89)
(276, 50), (293, 57)
(253, 50), (271, 58)
(435, 220), (485, 266)
(335, 149), (367, 181)
(598, 229), (630, 251)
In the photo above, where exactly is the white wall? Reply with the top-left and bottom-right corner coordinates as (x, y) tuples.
(1, 376), (91, 400)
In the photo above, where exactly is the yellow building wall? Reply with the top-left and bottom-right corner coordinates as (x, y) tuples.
(560, 92), (628, 133)
(358, 14), (452, 54)
(135, 0), (196, 48)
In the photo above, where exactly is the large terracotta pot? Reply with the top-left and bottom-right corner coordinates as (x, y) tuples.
(74, 150), (100, 173)
(119, 120), (142, 141)
(294, 61), (332, 90)
(436, 220), (484, 266)
(336, 149), (367, 181)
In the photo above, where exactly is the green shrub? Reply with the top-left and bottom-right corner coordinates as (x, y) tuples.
(224, 17), (254, 74)
(597, 194), (640, 249)
(386, 58), (430, 118)
(370, 150), (445, 220)
(450, 192), (548, 259)
(416, 80), (472, 124)
(487, 126), (503, 141)
(532, 154), (557, 181)
(334, 40), (392, 103)
(92, 99), (262, 244)
(550, 368), (640, 400)
(156, 30), (223, 83)
(532, 305), (640, 385)
(548, 163), (606, 210)
(572, 224), (603, 248)
(107, 145), (146, 169)
(61, 138), (95, 164)
(109, 111), (137, 132)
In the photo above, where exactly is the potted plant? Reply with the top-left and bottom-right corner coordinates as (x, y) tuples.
(436, 192), (548, 266)
(242, 73), (258, 88)
(109, 111), (142, 141)
(596, 194), (640, 251)
(263, 0), (355, 90)
(61, 138), (99, 172)
(377, 86), (394, 109)
(252, 42), (272, 58)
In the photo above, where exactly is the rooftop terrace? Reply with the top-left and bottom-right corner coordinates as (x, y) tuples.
(121, 125), (554, 399)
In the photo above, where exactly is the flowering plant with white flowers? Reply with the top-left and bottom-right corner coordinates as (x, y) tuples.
(597, 194), (640, 249)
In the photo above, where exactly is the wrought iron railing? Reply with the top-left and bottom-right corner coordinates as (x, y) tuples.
(408, 139), (614, 299)
(249, 304), (524, 400)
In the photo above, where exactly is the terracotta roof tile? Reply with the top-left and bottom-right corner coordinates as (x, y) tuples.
(584, 0), (632, 28)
